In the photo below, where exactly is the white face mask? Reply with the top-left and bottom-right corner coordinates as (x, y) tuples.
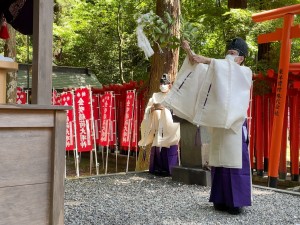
(225, 54), (238, 62)
(160, 84), (169, 93)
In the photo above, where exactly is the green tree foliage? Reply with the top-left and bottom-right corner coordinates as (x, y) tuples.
(9, 0), (300, 85)
(52, 0), (155, 85)
(180, 0), (300, 73)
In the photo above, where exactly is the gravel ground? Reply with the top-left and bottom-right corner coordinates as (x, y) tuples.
(65, 172), (300, 225)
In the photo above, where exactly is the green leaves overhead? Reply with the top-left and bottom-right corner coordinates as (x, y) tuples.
(136, 11), (179, 49)
(10, 0), (300, 85)
(136, 10), (201, 52)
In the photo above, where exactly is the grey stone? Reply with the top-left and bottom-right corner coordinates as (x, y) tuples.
(172, 116), (211, 186)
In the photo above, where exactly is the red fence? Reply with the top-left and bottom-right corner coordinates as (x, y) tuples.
(249, 71), (300, 181)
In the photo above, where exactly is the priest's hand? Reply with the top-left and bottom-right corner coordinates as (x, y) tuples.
(181, 40), (191, 52)
(153, 103), (164, 110)
(181, 40), (194, 62)
(190, 55), (211, 64)
(181, 40), (211, 65)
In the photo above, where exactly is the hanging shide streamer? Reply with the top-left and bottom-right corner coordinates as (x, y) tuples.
(136, 24), (154, 59)
(136, 13), (156, 59)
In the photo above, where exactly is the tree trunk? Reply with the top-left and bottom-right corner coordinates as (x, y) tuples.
(228, 0), (247, 9)
(147, 0), (181, 100)
(4, 24), (17, 104)
(135, 0), (181, 172)
(227, 0), (247, 40)
(257, 43), (271, 61)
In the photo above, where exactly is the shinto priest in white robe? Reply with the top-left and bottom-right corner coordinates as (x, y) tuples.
(162, 57), (252, 168)
(138, 92), (180, 148)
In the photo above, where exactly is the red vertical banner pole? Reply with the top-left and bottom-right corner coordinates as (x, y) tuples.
(131, 93), (139, 165)
(268, 14), (294, 187)
(98, 93), (104, 169)
(121, 90), (135, 173)
(61, 91), (75, 177)
(62, 92), (75, 151)
(290, 94), (299, 181)
(102, 92), (113, 174)
(89, 88), (99, 175)
(269, 94), (275, 146)
(74, 88), (94, 152)
(255, 95), (264, 176)
(71, 90), (80, 177)
(279, 98), (288, 179)
(263, 95), (270, 172)
(298, 93), (300, 179)
(112, 93), (119, 173)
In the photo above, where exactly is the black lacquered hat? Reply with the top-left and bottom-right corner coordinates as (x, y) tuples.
(227, 37), (248, 57)
(160, 73), (171, 84)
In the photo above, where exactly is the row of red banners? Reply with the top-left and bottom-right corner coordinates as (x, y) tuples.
(61, 88), (139, 152)
(16, 86), (143, 153)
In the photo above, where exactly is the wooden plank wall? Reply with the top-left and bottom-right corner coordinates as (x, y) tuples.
(0, 108), (66, 225)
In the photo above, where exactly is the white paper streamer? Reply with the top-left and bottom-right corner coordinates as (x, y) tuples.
(136, 25), (154, 59)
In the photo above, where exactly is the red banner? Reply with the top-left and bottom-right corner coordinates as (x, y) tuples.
(92, 94), (101, 144)
(109, 94), (116, 146)
(52, 89), (61, 105)
(120, 91), (135, 147)
(61, 92), (75, 151)
(131, 94), (138, 150)
(74, 88), (93, 152)
(99, 92), (113, 146)
(16, 87), (27, 104)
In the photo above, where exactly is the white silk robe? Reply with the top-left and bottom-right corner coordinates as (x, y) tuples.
(162, 57), (252, 168)
(138, 92), (180, 148)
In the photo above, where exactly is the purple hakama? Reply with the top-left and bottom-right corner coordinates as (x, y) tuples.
(149, 145), (179, 175)
(209, 121), (252, 207)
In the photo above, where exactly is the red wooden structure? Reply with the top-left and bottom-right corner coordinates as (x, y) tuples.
(252, 4), (300, 187)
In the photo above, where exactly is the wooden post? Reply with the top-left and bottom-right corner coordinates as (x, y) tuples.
(50, 110), (67, 224)
(279, 102), (288, 179)
(268, 14), (294, 187)
(31, 0), (54, 105)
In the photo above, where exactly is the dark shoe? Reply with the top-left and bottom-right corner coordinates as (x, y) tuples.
(213, 203), (228, 211)
(151, 170), (170, 177)
(228, 207), (242, 215)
